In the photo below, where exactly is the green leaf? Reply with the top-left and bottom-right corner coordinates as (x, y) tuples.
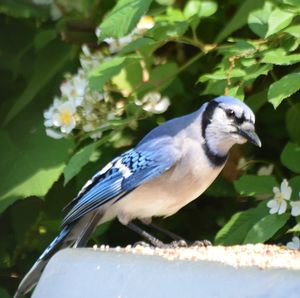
(148, 21), (189, 40)
(11, 199), (40, 245)
(216, 0), (263, 42)
(0, 0), (49, 19)
(3, 40), (72, 125)
(285, 25), (300, 38)
(245, 89), (268, 113)
(119, 38), (156, 55)
(184, 0), (202, 19)
(289, 176), (300, 200)
(227, 85), (244, 100)
(184, 0), (217, 19)
(89, 55), (139, 91)
(156, 0), (175, 5)
(248, 1), (273, 38)
(205, 176), (236, 197)
(64, 143), (98, 186)
(0, 287), (10, 298)
(199, 1), (217, 17)
(112, 61), (143, 95)
(244, 213), (290, 244)
(262, 50), (300, 65)
(215, 201), (269, 245)
(234, 175), (277, 196)
(202, 79), (227, 96)
(287, 222), (300, 233)
(243, 64), (272, 80)
(268, 73), (300, 108)
(0, 127), (73, 213)
(137, 62), (178, 95)
(281, 142), (300, 173)
(98, 0), (153, 40)
(199, 68), (246, 82)
(286, 104), (300, 143)
(266, 8), (294, 37)
(283, 0), (300, 7)
(34, 29), (57, 50)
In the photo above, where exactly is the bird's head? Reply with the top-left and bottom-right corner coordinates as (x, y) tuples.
(202, 96), (261, 160)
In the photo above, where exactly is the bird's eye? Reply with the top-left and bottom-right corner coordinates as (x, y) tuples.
(226, 109), (235, 118)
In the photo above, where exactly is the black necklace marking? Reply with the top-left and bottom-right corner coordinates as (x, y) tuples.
(202, 100), (228, 167)
(201, 100), (219, 139)
(202, 143), (228, 167)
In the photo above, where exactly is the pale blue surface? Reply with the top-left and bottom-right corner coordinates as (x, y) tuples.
(33, 248), (300, 298)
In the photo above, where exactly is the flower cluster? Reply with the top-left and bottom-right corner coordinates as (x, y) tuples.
(44, 46), (116, 140)
(96, 16), (155, 54)
(267, 179), (300, 216)
(135, 92), (170, 114)
(44, 15), (169, 140)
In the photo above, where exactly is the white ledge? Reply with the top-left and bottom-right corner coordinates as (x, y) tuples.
(33, 244), (300, 298)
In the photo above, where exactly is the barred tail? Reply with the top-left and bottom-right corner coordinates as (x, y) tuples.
(14, 226), (71, 298)
(14, 210), (103, 297)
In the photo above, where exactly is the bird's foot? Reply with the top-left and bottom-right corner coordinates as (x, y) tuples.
(133, 241), (152, 248)
(190, 239), (212, 247)
(169, 239), (188, 248)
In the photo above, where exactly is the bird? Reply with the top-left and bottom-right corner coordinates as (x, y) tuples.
(15, 95), (261, 297)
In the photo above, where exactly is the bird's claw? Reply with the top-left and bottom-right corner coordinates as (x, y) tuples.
(133, 241), (153, 248)
(190, 240), (212, 247)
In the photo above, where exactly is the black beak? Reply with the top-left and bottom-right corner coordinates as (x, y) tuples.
(237, 128), (262, 147)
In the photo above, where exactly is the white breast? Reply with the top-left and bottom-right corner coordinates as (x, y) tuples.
(109, 138), (224, 225)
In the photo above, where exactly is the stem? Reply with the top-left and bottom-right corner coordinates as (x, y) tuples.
(128, 50), (207, 97)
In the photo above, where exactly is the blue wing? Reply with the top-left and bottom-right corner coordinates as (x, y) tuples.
(62, 144), (178, 227)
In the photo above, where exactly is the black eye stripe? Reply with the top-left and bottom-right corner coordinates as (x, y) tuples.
(225, 109), (235, 117)
(234, 112), (246, 125)
(223, 108), (247, 124)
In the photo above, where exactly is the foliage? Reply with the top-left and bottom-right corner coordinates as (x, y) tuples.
(1, 0), (300, 295)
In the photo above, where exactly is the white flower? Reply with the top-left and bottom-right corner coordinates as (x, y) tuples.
(287, 236), (300, 250)
(135, 15), (155, 34)
(104, 35), (133, 54)
(82, 123), (103, 139)
(45, 128), (63, 139)
(44, 97), (61, 127)
(107, 112), (116, 121)
(79, 46), (107, 70)
(60, 69), (87, 106)
(95, 27), (101, 38)
(81, 44), (91, 57)
(50, 2), (62, 20)
(53, 101), (76, 134)
(46, 101), (76, 134)
(135, 92), (170, 114)
(291, 194), (300, 217)
(257, 164), (274, 176)
(267, 179), (292, 215)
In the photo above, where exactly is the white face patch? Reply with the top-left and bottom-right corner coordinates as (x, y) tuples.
(219, 102), (255, 123)
(115, 159), (132, 178)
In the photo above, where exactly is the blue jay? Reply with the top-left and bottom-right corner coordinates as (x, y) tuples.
(15, 96), (261, 297)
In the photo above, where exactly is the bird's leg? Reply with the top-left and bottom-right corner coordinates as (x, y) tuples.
(126, 222), (165, 248)
(139, 221), (211, 248)
(143, 221), (184, 241)
(190, 240), (212, 247)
